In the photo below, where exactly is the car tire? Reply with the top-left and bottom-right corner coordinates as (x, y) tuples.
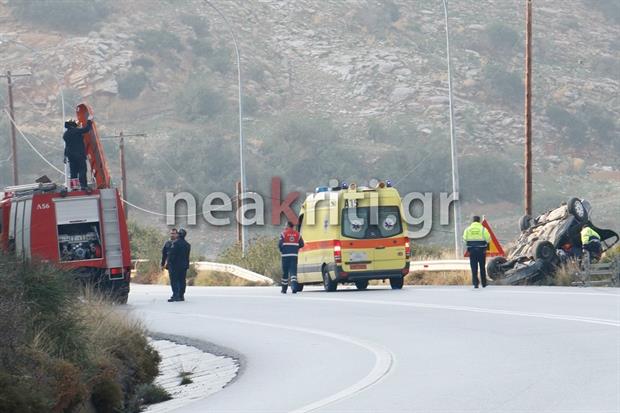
(389, 276), (404, 289)
(519, 215), (532, 232)
(487, 256), (508, 281)
(295, 284), (304, 292)
(533, 240), (556, 262)
(322, 266), (337, 292)
(567, 197), (588, 223)
(355, 280), (369, 290)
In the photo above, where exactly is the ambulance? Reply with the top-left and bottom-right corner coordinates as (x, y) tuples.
(296, 181), (410, 291)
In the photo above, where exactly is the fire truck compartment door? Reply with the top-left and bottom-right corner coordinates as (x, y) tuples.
(12, 199), (32, 259)
(54, 197), (100, 224)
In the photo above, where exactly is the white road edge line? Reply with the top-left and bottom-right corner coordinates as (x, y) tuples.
(152, 293), (620, 327)
(143, 311), (394, 413)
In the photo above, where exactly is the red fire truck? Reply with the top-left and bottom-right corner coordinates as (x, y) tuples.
(0, 103), (132, 303)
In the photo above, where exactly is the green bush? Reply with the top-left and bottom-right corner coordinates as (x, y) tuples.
(460, 154), (522, 203)
(136, 29), (183, 55)
(546, 104), (588, 147)
(482, 65), (524, 107)
(353, 1), (400, 36)
(132, 56), (155, 70)
(128, 221), (166, 283)
(484, 23), (520, 53)
(117, 70), (149, 100)
(181, 14), (210, 37)
(189, 37), (214, 58)
(207, 46), (233, 74)
(176, 78), (228, 120)
(9, 0), (110, 33)
(219, 236), (281, 282)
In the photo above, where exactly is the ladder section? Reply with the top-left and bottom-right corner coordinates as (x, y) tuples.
(100, 189), (123, 268)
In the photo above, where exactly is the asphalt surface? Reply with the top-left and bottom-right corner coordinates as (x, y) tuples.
(128, 284), (620, 413)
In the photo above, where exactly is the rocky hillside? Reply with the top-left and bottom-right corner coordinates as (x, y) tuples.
(0, 0), (618, 254)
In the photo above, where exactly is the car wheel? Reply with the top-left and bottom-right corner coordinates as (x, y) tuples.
(322, 266), (337, 292)
(389, 276), (404, 289)
(519, 215), (532, 232)
(533, 240), (557, 262)
(567, 197), (588, 223)
(487, 256), (508, 281)
(295, 284), (304, 292)
(355, 280), (369, 290)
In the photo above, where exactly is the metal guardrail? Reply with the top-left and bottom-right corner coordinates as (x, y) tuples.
(410, 259), (470, 272)
(131, 259), (274, 285)
(193, 261), (274, 285)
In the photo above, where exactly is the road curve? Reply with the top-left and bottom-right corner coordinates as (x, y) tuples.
(128, 284), (620, 413)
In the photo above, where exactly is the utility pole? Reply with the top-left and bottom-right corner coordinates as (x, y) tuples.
(100, 132), (146, 218)
(524, 0), (533, 216)
(1, 70), (32, 185)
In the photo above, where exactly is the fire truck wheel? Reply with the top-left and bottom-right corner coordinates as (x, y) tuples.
(322, 266), (337, 292)
(390, 276), (404, 289)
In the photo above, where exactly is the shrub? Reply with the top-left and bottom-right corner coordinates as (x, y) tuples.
(546, 104), (588, 147)
(482, 64), (524, 107)
(484, 23), (520, 53)
(132, 56), (155, 70)
(117, 70), (149, 100)
(219, 236), (281, 282)
(189, 37), (214, 58)
(128, 221), (166, 283)
(136, 29), (183, 55)
(180, 14), (210, 37)
(207, 46), (233, 74)
(176, 79), (228, 120)
(9, 0), (110, 33)
(353, 1), (400, 36)
(460, 154), (522, 203)
(0, 254), (162, 412)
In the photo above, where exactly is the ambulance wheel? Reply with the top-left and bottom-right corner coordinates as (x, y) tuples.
(390, 276), (404, 289)
(322, 266), (337, 292)
(355, 280), (369, 290)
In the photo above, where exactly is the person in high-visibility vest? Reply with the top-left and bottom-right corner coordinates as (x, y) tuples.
(581, 223), (601, 261)
(278, 221), (305, 294)
(463, 216), (491, 288)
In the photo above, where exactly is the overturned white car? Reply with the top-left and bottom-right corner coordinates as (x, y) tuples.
(487, 198), (618, 285)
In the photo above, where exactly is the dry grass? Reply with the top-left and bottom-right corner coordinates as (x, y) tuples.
(405, 270), (470, 285)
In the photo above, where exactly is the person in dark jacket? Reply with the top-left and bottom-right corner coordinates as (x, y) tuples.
(63, 116), (93, 190)
(161, 228), (178, 299)
(161, 228), (178, 269)
(167, 228), (191, 302)
(278, 221), (304, 294)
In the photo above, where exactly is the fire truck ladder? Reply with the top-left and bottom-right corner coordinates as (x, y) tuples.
(100, 189), (123, 273)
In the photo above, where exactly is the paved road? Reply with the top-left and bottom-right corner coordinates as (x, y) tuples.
(128, 284), (620, 413)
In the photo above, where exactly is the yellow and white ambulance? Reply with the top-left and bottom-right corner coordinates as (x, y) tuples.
(296, 181), (410, 291)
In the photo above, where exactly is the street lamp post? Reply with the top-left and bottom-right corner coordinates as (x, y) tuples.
(442, 0), (462, 258)
(202, 0), (248, 257)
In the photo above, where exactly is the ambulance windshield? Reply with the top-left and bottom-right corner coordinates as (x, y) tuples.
(342, 206), (402, 239)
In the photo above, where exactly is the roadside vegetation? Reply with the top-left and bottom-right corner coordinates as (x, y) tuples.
(0, 253), (167, 413)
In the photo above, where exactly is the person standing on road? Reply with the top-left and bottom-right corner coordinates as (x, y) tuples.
(62, 116), (93, 190)
(161, 228), (178, 298)
(279, 221), (304, 294)
(167, 228), (191, 302)
(463, 216), (491, 288)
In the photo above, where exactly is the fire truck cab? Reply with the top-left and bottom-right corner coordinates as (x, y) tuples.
(0, 104), (131, 303)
